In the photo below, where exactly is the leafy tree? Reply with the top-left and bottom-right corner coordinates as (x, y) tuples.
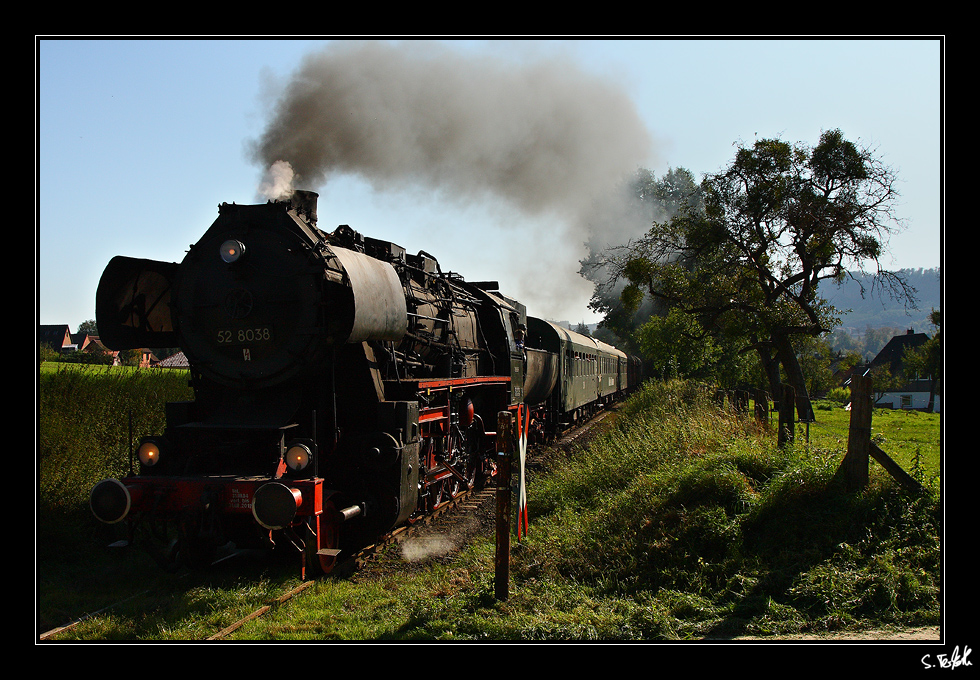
(835, 349), (865, 375)
(828, 327), (860, 354)
(635, 308), (720, 380)
(868, 363), (903, 404)
(602, 130), (914, 420)
(796, 335), (836, 397)
(117, 348), (143, 367)
(39, 343), (59, 365)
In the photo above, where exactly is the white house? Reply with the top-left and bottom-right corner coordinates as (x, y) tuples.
(868, 329), (940, 413)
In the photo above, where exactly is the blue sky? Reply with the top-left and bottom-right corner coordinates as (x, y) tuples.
(37, 38), (943, 332)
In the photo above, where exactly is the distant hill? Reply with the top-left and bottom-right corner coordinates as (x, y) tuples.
(821, 268), (941, 333)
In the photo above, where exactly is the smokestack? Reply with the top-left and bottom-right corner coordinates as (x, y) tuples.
(289, 190), (318, 224)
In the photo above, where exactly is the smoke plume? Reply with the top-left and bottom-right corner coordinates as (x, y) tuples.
(249, 41), (655, 319)
(252, 41), (651, 211)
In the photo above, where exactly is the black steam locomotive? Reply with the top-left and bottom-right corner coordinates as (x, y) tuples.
(89, 191), (640, 575)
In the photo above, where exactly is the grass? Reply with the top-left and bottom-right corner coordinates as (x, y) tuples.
(38, 374), (942, 641)
(37, 363), (197, 636)
(37, 362), (193, 515)
(808, 402), (942, 488)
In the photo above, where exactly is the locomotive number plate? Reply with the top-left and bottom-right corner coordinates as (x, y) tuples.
(216, 326), (274, 345)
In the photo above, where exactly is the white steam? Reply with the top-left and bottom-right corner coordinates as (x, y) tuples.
(400, 534), (454, 562)
(257, 159), (296, 201)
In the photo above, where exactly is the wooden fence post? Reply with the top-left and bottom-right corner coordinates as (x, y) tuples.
(777, 383), (795, 447)
(840, 374), (872, 491)
(733, 389), (749, 413)
(754, 389), (769, 428)
(495, 410), (512, 601)
(835, 374), (924, 493)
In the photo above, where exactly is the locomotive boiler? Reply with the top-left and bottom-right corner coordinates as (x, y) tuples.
(89, 191), (638, 575)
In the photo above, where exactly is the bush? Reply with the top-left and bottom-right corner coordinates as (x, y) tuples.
(59, 349), (115, 365)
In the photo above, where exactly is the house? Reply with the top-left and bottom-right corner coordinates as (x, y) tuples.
(38, 324), (74, 352)
(867, 329), (940, 412)
(80, 336), (120, 364)
(40, 325), (101, 354)
(157, 351), (189, 368)
(39, 324), (159, 368)
(105, 346), (158, 368)
(71, 331), (97, 352)
(135, 349), (159, 368)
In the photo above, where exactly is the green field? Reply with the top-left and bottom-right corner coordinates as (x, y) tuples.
(807, 401), (941, 488)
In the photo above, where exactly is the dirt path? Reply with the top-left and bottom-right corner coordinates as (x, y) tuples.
(729, 625), (941, 641)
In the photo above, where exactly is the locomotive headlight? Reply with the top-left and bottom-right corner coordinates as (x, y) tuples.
(137, 438), (164, 467)
(285, 441), (314, 473)
(220, 239), (246, 264)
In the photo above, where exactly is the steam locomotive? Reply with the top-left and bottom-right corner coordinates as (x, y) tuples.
(89, 191), (640, 575)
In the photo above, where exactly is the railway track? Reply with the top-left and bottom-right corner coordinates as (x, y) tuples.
(201, 486), (495, 640)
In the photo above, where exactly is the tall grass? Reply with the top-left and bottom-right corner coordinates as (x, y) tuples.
(37, 364), (192, 519)
(509, 380), (941, 637)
